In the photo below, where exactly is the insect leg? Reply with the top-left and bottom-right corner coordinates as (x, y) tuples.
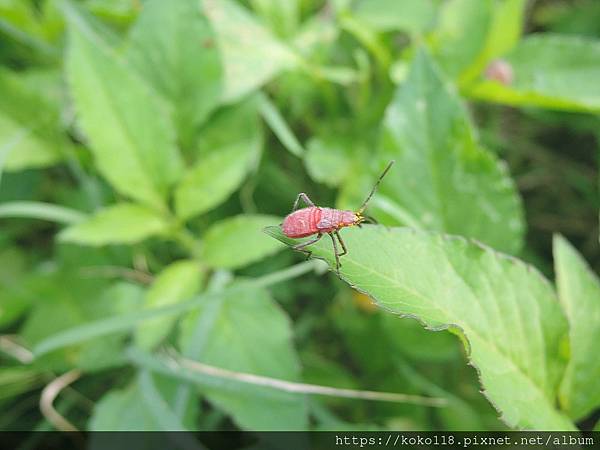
(334, 231), (347, 257)
(292, 233), (322, 258)
(329, 232), (341, 274)
(291, 193), (316, 212)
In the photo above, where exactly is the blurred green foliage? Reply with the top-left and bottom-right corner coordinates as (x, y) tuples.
(1, 0), (599, 434)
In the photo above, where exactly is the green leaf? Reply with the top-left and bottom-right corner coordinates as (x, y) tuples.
(64, 2), (183, 210)
(378, 50), (524, 254)
(466, 34), (600, 112)
(0, 247), (30, 328)
(258, 93), (304, 157)
(89, 372), (197, 431)
(0, 201), (86, 224)
(0, 69), (64, 172)
(266, 225), (574, 430)
(431, 0), (493, 79)
(32, 262), (315, 357)
(203, 0), (298, 103)
(135, 260), (204, 350)
(174, 100), (261, 220)
(431, 0), (526, 85)
(304, 136), (355, 188)
(0, 0), (57, 57)
(249, 0), (300, 38)
(179, 285), (308, 430)
(202, 214), (283, 269)
(137, 370), (197, 433)
(554, 235), (600, 420)
(21, 275), (144, 372)
(458, 0), (526, 85)
(127, 0), (223, 148)
(0, 367), (42, 402)
(352, 0), (435, 35)
(59, 203), (169, 246)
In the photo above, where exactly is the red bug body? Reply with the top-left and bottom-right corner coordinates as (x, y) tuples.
(280, 161), (395, 274)
(282, 207), (358, 238)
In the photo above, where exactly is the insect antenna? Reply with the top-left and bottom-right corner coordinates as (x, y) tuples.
(357, 160), (395, 214)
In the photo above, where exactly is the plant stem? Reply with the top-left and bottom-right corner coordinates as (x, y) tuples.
(33, 261), (318, 357)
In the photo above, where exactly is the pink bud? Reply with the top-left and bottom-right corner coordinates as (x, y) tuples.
(484, 59), (514, 85)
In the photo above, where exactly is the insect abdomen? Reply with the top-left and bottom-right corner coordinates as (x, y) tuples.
(282, 207), (322, 238)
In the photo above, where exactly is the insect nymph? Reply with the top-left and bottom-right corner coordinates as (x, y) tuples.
(281, 161), (395, 274)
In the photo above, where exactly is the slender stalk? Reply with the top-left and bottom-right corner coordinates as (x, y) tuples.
(33, 261), (317, 357)
(164, 350), (447, 407)
(40, 370), (82, 432)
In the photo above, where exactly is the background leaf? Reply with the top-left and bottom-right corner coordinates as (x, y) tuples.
(135, 260), (204, 350)
(65, 2), (183, 210)
(0, 201), (85, 224)
(59, 203), (169, 246)
(89, 372), (198, 431)
(377, 50), (524, 254)
(174, 99), (262, 220)
(0, 69), (64, 172)
(266, 225), (574, 430)
(204, 0), (298, 103)
(305, 135), (355, 188)
(202, 214), (283, 269)
(467, 34), (600, 111)
(179, 285), (308, 430)
(21, 277), (144, 372)
(352, 0), (435, 35)
(258, 93), (305, 157)
(457, 0), (526, 85)
(430, 0), (493, 79)
(554, 235), (600, 420)
(127, 0), (222, 149)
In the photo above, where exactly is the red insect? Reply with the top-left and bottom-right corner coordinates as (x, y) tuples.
(281, 161), (395, 273)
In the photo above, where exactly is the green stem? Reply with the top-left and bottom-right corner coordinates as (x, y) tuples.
(172, 227), (203, 259)
(339, 13), (391, 72)
(33, 261), (317, 357)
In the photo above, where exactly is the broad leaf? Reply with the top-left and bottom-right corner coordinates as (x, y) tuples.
(31, 263), (316, 357)
(89, 372), (197, 432)
(202, 214), (283, 269)
(458, 0), (526, 85)
(352, 0), (435, 35)
(377, 50), (524, 254)
(203, 0), (298, 103)
(0, 0), (57, 57)
(305, 136), (355, 188)
(21, 276), (144, 372)
(0, 201), (85, 224)
(258, 93), (304, 157)
(174, 100), (262, 220)
(179, 285), (308, 430)
(135, 260), (204, 350)
(127, 0), (223, 148)
(0, 246), (30, 327)
(0, 69), (64, 172)
(430, 0), (493, 79)
(64, 2), (183, 210)
(266, 225), (574, 430)
(554, 235), (600, 420)
(430, 0), (525, 85)
(59, 203), (169, 246)
(467, 34), (600, 112)
(249, 0), (300, 38)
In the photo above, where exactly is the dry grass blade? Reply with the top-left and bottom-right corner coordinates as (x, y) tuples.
(40, 369), (82, 432)
(167, 350), (447, 407)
